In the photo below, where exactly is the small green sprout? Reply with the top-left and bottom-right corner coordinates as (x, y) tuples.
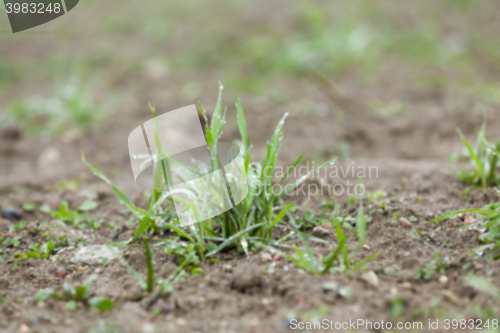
(15, 240), (54, 261)
(36, 275), (113, 312)
(415, 253), (450, 280)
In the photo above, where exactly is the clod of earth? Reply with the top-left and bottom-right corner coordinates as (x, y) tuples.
(1, 207), (22, 221)
(230, 263), (262, 292)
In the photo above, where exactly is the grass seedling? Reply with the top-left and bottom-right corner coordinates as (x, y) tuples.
(82, 84), (337, 260)
(415, 253), (450, 280)
(455, 123), (500, 191)
(430, 201), (500, 260)
(36, 275), (114, 312)
(15, 240), (54, 261)
(263, 199), (379, 275)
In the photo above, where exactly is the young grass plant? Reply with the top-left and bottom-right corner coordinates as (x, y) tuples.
(263, 199), (379, 275)
(455, 123), (500, 191)
(82, 84), (337, 259)
(36, 275), (113, 312)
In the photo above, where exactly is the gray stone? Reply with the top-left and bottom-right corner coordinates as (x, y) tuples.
(71, 245), (120, 265)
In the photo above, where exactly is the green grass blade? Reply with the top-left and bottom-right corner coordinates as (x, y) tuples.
(143, 238), (154, 293)
(428, 209), (496, 223)
(207, 222), (265, 256)
(346, 253), (380, 274)
(457, 128), (485, 188)
(235, 97), (248, 153)
(321, 236), (348, 274)
(133, 216), (152, 239)
(356, 199), (366, 247)
(278, 152), (304, 185)
(210, 82), (224, 141)
(164, 223), (196, 243)
(268, 202), (295, 231)
(82, 152), (148, 216)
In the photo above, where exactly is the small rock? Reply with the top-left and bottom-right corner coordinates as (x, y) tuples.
(37, 146), (61, 175)
(403, 282), (412, 290)
(55, 269), (64, 279)
(442, 290), (460, 304)
(363, 244), (371, 250)
(321, 223), (333, 230)
(71, 245), (120, 266)
(221, 264), (232, 272)
(153, 300), (171, 315)
(230, 263), (262, 292)
(361, 271), (379, 288)
(398, 217), (412, 228)
(123, 290), (145, 302)
(261, 298), (274, 306)
(176, 318), (187, 326)
(19, 324), (29, 333)
(312, 226), (330, 238)
(464, 215), (477, 226)
(439, 275), (448, 284)
(2, 207), (22, 221)
(260, 252), (273, 263)
(273, 254), (281, 261)
(76, 266), (86, 272)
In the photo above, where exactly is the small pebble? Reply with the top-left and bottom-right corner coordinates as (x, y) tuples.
(403, 282), (412, 290)
(464, 215), (477, 226)
(442, 290), (460, 304)
(321, 223), (333, 230)
(273, 254), (281, 261)
(176, 318), (187, 326)
(259, 252), (273, 263)
(19, 324), (29, 333)
(439, 275), (448, 284)
(76, 266), (86, 272)
(398, 217), (412, 228)
(363, 244), (371, 250)
(2, 207), (22, 221)
(222, 264), (232, 272)
(361, 271), (379, 288)
(312, 226), (330, 238)
(55, 269), (64, 279)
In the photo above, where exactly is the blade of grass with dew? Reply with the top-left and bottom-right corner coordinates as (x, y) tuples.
(207, 222), (265, 256)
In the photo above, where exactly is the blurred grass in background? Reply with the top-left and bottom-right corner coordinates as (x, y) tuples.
(0, 0), (499, 137)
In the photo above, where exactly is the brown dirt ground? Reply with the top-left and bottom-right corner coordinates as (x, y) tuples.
(2, 1), (500, 333)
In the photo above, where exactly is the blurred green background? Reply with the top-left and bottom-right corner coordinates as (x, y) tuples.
(0, 0), (499, 137)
